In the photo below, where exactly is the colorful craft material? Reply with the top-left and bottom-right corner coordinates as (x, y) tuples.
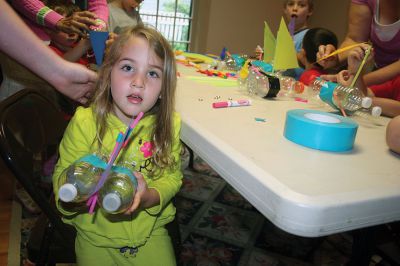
(284, 109), (358, 152)
(274, 17), (299, 71)
(212, 99), (251, 108)
(350, 45), (372, 88)
(263, 21), (276, 63)
(316, 42), (368, 63)
(89, 30), (109, 66)
(86, 112), (144, 214)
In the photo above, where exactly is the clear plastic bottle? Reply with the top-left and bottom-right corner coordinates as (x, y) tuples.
(98, 165), (137, 214)
(58, 154), (106, 203)
(311, 78), (373, 112)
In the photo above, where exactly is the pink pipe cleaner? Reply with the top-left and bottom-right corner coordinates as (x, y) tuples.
(86, 112), (144, 214)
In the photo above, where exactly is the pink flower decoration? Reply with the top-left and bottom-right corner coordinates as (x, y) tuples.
(140, 141), (153, 158)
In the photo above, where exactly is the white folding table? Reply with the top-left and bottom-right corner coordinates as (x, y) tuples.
(176, 64), (400, 237)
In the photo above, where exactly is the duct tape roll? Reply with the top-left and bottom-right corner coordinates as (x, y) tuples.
(284, 109), (358, 152)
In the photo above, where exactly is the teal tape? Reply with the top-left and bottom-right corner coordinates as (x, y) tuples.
(77, 155), (137, 187)
(284, 109), (358, 152)
(319, 81), (337, 109)
(78, 154), (108, 169)
(112, 165), (138, 188)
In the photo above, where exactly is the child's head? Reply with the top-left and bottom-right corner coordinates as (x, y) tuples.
(283, 0), (313, 30)
(110, 0), (143, 12)
(302, 27), (338, 67)
(46, 2), (81, 49)
(92, 25), (177, 169)
(124, 0), (143, 12)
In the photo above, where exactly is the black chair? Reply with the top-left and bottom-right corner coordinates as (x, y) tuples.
(0, 89), (183, 264)
(0, 89), (76, 265)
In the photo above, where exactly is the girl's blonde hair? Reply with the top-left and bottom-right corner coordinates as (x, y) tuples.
(90, 25), (177, 174)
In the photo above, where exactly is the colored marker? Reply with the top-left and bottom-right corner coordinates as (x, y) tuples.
(212, 99), (251, 108)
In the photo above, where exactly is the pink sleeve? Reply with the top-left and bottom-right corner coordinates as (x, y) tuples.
(11, 0), (63, 29)
(88, 0), (109, 25)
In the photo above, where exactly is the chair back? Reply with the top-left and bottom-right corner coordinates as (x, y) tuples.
(0, 89), (75, 263)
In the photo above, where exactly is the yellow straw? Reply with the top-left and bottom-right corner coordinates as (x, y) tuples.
(316, 42), (367, 63)
(350, 45), (372, 88)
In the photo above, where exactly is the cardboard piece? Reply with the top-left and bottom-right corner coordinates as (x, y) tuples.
(273, 17), (299, 71)
(263, 21), (276, 64)
(89, 31), (109, 66)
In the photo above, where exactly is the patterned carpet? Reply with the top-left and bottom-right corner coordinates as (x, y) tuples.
(17, 153), (399, 266)
(175, 155), (351, 266)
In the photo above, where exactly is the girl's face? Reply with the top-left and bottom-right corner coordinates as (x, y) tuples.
(284, 0), (312, 29)
(110, 36), (163, 125)
(49, 30), (79, 49)
(48, 12), (79, 50)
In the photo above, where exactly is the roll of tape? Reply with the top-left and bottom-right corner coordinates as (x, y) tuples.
(284, 109), (358, 152)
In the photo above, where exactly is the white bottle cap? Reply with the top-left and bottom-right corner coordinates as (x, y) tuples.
(361, 97), (372, 108)
(102, 193), (121, 213)
(59, 184), (77, 202)
(371, 106), (382, 117)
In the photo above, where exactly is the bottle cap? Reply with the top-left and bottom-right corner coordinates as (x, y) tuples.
(371, 106), (382, 117)
(59, 184), (77, 202)
(361, 97), (372, 108)
(102, 193), (121, 213)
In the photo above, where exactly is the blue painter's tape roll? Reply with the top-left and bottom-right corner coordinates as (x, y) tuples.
(284, 109), (358, 152)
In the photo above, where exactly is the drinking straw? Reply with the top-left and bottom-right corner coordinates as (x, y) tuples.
(350, 45), (372, 88)
(87, 112), (144, 214)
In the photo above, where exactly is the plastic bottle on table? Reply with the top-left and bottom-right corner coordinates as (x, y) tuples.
(98, 165), (137, 214)
(58, 154), (106, 203)
(310, 78), (381, 116)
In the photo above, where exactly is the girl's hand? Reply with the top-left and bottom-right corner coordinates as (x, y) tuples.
(124, 171), (148, 215)
(316, 44), (339, 69)
(254, 45), (263, 60)
(105, 32), (118, 55)
(77, 37), (92, 51)
(336, 70), (354, 87)
(321, 70), (354, 87)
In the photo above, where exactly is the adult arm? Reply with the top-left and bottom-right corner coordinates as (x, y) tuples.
(317, 2), (372, 68)
(11, 0), (63, 30)
(371, 97), (400, 118)
(0, 1), (96, 104)
(363, 60), (400, 86)
(11, 0), (105, 35)
(337, 2), (372, 63)
(87, 0), (109, 27)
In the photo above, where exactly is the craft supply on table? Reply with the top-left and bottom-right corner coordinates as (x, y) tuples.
(284, 109), (358, 152)
(212, 99), (251, 108)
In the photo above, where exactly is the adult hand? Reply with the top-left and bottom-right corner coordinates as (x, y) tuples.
(347, 44), (373, 75)
(49, 61), (97, 105)
(56, 11), (97, 36)
(316, 44), (339, 69)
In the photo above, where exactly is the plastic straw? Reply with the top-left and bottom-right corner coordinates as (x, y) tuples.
(87, 112), (144, 213)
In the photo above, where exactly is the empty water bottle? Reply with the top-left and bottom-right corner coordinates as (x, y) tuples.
(311, 78), (373, 112)
(98, 165), (137, 214)
(58, 154), (106, 203)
